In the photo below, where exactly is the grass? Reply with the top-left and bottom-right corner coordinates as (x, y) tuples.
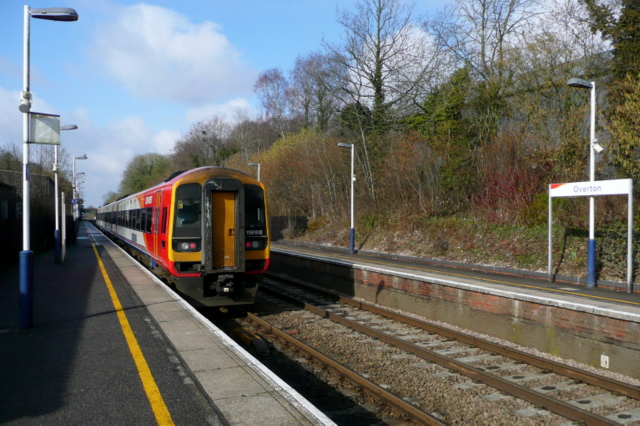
(293, 213), (635, 284)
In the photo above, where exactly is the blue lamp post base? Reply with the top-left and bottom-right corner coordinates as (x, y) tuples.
(587, 239), (596, 287)
(349, 228), (355, 254)
(54, 229), (61, 263)
(19, 250), (34, 329)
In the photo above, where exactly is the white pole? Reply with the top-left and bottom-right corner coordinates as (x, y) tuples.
(628, 187), (633, 293)
(548, 188), (553, 281)
(62, 191), (66, 262)
(19, 5), (34, 329)
(54, 145), (61, 262)
(54, 146), (59, 230)
(349, 144), (355, 254)
(72, 158), (76, 220)
(22, 5), (31, 251)
(586, 82), (597, 287)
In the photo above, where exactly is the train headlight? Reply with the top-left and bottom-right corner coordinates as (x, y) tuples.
(173, 240), (201, 252)
(245, 238), (266, 250)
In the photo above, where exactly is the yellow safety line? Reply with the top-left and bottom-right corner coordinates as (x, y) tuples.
(282, 246), (640, 307)
(91, 243), (175, 425)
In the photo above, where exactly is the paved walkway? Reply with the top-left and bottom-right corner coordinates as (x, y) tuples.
(0, 222), (332, 425)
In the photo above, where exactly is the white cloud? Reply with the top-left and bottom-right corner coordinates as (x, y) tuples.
(51, 111), (168, 205)
(92, 4), (256, 104)
(185, 97), (253, 124)
(0, 87), (21, 146)
(0, 57), (21, 82)
(153, 129), (181, 154)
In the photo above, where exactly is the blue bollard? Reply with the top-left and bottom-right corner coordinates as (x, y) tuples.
(587, 239), (596, 287)
(350, 227), (355, 254)
(54, 229), (61, 263)
(19, 250), (34, 329)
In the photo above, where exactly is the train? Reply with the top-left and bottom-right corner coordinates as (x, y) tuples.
(96, 166), (270, 308)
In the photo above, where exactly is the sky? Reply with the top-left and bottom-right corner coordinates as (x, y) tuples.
(0, 0), (448, 207)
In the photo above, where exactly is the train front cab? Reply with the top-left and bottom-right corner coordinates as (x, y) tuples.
(171, 175), (269, 307)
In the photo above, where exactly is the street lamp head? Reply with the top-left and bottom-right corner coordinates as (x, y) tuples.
(593, 142), (604, 154)
(74, 154), (88, 160)
(61, 124), (78, 131)
(337, 142), (352, 149)
(31, 8), (79, 22)
(19, 97), (31, 113)
(248, 163), (259, 166)
(567, 78), (593, 90)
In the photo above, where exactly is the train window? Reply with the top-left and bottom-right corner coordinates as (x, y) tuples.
(161, 207), (167, 234)
(245, 184), (266, 233)
(134, 210), (140, 230)
(145, 207), (153, 233)
(174, 184), (201, 238)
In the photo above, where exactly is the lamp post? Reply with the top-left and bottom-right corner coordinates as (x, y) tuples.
(54, 124), (77, 263)
(76, 173), (85, 219)
(19, 5), (78, 329)
(72, 154), (87, 221)
(567, 77), (598, 287)
(338, 142), (355, 254)
(76, 180), (85, 218)
(248, 163), (261, 181)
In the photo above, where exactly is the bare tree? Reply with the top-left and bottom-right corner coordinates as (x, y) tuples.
(172, 117), (235, 170)
(325, 0), (443, 132)
(291, 52), (342, 133)
(322, 0), (444, 205)
(427, 0), (544, 143)
(254, 68), (293, 139)
(119, 153), (172, 195)
(229, 107), (259, 161)
(0, 144), (24, 172)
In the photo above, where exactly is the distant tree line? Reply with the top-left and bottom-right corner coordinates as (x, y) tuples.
(0, 143), (75, 215)
(0, 144), (76, 261)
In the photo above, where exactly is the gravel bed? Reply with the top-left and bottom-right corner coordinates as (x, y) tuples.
(357, 297), (640, 389)
(231, 285), (640, 425)
(254, 284), (640, 425)
(242, 303), (569, 424)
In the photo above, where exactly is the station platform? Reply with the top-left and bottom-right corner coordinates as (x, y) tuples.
(270, 241), (640, 381)
(0, 222), (333, 425)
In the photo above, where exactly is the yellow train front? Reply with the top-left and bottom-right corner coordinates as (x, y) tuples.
(166, 167), (270, 307)
(97, 166), (270, 308)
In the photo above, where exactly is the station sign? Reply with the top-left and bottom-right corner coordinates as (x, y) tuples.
(28, 112), (60, 145)
(548, 178), (633, 293)
(549, 179), (632, 198)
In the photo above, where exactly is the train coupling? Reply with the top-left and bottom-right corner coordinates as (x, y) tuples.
(214, 274), (235, 294)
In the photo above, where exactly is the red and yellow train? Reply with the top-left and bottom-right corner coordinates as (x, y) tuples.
(96, 166), (269, 307)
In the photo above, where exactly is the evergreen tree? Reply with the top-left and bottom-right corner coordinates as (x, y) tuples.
(582, 0), (640, 180)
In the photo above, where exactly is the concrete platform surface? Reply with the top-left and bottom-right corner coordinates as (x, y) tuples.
(0, 222), (333, 425)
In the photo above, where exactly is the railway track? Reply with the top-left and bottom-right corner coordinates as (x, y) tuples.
(241, 275), (640, 425)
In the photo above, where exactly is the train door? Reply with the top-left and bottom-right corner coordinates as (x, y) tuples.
(212, 192), (235, 267)
(153, 190), (162, 258)
(203, 178), (245, 274)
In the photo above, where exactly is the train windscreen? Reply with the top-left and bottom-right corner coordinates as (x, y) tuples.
(245, 184), (266, 236)
(174, 183), (201, 238)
